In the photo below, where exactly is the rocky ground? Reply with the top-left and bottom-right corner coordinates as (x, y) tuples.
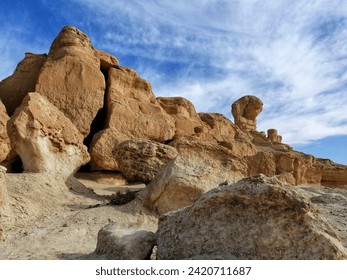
(0, 172), (157, 260)
(0, 171), (346, 260)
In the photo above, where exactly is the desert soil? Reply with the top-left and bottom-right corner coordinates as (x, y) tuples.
(0, 172), (346, 259)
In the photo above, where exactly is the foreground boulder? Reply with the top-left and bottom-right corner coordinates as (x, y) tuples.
(0, 53), (47, 115)
(115, 139), (178, 183)
(140, 139), (247, 214)
(95, 224), (156, 260)
(90, 67), (175, 170)
(35, 26), (105, 137)
(0, 101), (11, 163)
(7, 92), (90, 177)
(157, 175), (347, 260)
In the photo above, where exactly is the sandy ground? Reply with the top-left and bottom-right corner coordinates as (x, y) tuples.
(0, 172), (346, 259)
(0, 172), (157, 260)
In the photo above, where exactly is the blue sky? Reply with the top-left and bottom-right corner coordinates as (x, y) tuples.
(1, 0), (347, 164)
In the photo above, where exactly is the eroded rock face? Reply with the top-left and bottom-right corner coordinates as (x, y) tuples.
(157, 97), (203, 138)
(35, 26), (105, 137)
(139, 139), (247, 214)
(95, 224), (156, 260)
(90, 67), (175, 170)
(115, 139), (178, 183)
(0, 53), (47, 115)
(95, 49), (119, 72)
(231, 95), (263, 132)
(0, 166), (7, 206)
(7, 92), (90, 177)
(0, 101), (11, 163)
(157, 175), (347, 260)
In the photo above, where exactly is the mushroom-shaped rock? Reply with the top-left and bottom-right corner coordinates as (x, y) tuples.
(231, 95), (263, 132)
(7, 92), (90, 177)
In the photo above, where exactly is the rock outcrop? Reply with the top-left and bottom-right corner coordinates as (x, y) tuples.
(35, 26), (105, 137)
(0, 101), (11, 163)
(115, 139), (178, 183)
(95, 224), (156, 260)
(90, 67), (175, 170)
(156, 175), (347, 260)
(140, 139), (247, 214)
(7, 92), (90, 177)
(0, 165), (7, 206)
(157, 97), (203, 138)
(231, 95), (263, 132)
(0, 53), (47, 115)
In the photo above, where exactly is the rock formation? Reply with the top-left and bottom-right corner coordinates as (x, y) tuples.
(0, 53), (47, 115)
(0, 165), (7, 206)
(156, 175), (347, 260)
(139, 139), (247, 214)
(90, 67), (175, 170)
(7, 92), (90, 177)
(157, 97), (203, 138)
(0, 101), (11, 163)
(231, 95), (263, 132)
(35, 26), (105, 137)
(95, 223), (156, 260)
(115, 139), (178, 183)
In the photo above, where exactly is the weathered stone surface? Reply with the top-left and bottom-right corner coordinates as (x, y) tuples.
(115, 139), (178, 183)
(95, 223), (156, 260)
(246, 151), (276, 176)
(90, 67), (175, 170)
(157, 97), (203, 138)
(198, 113), (258, 157)
(35, 26), (105, 137)
(319, 159), (347, 187)
(0, 53), (47, 115)
(157, 175), (347, 260)
(95, 49), (119, 72)
(7, 92), (90, 177)
(0, 165), (7, 206)
(267, 129), (278, 142)
(231, 95), (263, 132)
(0, 101), (11, 163)
(140, 139), (247, 214)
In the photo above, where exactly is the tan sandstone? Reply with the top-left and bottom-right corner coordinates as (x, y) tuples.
(35, 26), (105, 137)
(90, 67), (175, 170)
(156, 175), (347, 260)
(0, 101), (11, 163)
(7, 92), (90, 177)
(140, 139), (247, 214)
(231, 95), (263, 132)
(115, 139), (178, 183)
(0, 53), (47, 115)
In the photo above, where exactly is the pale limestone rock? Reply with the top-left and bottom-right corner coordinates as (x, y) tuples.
(157, 97), (203, 138)
(231, 95), (263, 132)
(115, 139), (178, 183)
(0, 53), (47, 115)
(7, 92), (90, 177)
(95, 224), (156, 260)
(90, 67), (175, 170)
(35, 26), (105, 137)
(140, 139), (247, 214)
(157, 175), (347, 260)
(0, 101), (11, 163)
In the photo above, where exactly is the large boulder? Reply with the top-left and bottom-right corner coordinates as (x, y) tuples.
(157, 97), (203, 138)
(115, 139), (178, 183)
(35, 26), (105, 137)
(90, 67), (175, 170)
(231, 95), (263, 132)
(139, 139), (247, 214)
(7, 92), (90, 177)
(0, 101), (11, 163)
(0, 53), (47, 115)
(95, 223), (156, 260)
(157, 175), (347, 260)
